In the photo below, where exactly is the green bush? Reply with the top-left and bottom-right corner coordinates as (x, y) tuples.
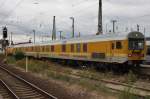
(119, 87), (139, 99)
(6, 56), (16, 64)
(14, 51), (25, 60)
(127, 71), (137, 83)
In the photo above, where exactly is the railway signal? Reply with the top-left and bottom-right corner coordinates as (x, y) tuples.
(137, 24), (140, 32)
(3, 26), (8, 39)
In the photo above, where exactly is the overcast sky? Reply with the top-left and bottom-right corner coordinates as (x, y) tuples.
(0, 0), (150, 43)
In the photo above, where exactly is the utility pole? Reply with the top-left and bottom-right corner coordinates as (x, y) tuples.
(70, 17), (75, 38)
(144, 27), (146, 36)
(52, 16), (56, 40)
(59, 31), (63, 40)
(97, 0), (102, 35)
(10, 32), (13, 45)
(106, 24), (108, 32)
(137, 24), (140, 32)
(78, 32), (81, 37)
(41, 34), (44, 42)
(111, 20), (117, 33)
(33, 30), (35, 43)
(125, 27), (128, 32)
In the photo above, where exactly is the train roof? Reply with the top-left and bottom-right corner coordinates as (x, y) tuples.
(9, 31), (144, 48)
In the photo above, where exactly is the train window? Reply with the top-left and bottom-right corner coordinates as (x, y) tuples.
(45, 46), (47, 52)
(46, 46), (49, 52)
(32, 47), (33, 51)
(116, 42), (122, 49)
(27, 48), (29, 52)
(33, 47), (35, 52)
(112, 43), (114, 49)
(83, 43), (87, 52)
(37, 46), (40, 52)
(62, 45), (66, 52)
(129, 39), (144, 50)
(35, 46), (37, 52)
(51, 45), (54, 52)
(76, 43), (81, 52)
(42, 46), (45, 52)
(71, 44), (74, 52)
(48, 46), (51, 52)
(147, 47), (150, 55)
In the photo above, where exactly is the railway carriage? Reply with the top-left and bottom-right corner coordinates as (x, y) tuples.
(6, 31), (146, 67)
(145, 39), (150, 64)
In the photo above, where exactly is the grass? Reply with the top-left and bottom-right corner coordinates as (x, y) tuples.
(119, 71), (139, 99)
(5, 56), (142, 99)
(5, 56), (114, 96)
(6, 56), (16, 64)
(46, 70), (110, 94)
(6, 56), (49, 73)
(145, 96), (150, 99)
(119, 87), (139, 99)
(125, 71), (137, 84)
(46, 70), (73, 82)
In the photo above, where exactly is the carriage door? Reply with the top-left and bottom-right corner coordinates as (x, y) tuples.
(110, 41), (115, 62)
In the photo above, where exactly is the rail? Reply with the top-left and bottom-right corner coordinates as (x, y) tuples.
(0, 65), (57, 99)
(0, 79), (20, 99)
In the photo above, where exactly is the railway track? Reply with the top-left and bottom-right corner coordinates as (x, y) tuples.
(99, 79), (150, 98)
(1, 61), (150, 99)
(0, 79), (19, 99)
(73, 72), (150, 98)
(138, 64), (150, 79)
(0, 65), (57, 99)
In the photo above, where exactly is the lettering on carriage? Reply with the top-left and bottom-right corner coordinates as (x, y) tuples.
(59, 54), (69, 57)
(59, 54), (87, 58)
(92, 53), (106, 59)
(72, 55), (87, 58)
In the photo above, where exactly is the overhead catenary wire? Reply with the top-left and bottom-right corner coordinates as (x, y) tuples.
(4, 0), (150, 41)
(0, 0), (24, 25)
(0, 0), (8, 9)
(6, 0), (98, 36)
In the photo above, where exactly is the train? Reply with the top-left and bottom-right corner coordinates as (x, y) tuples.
(6, 31), (147, 70)
(145, 38), (150, 64)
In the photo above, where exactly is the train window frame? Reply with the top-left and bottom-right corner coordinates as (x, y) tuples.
(71, 44), (74, 52)
(128, 39), (145, 50)
(42, 46), (44, 52)
(83, 43), (87, 52)
(112, 43), (114, 49)
(76, 43), (81, 52)
(46, 46), (49, 52)
(62, 44), (66, 52)
(116, 41), (122, 49)
(51, 45), (54, 52)
(147, 47), (150, 55)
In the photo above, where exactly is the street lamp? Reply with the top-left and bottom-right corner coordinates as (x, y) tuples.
(33, 29), (35, 43)
(59, 31), (63, 40)
(111, 20), (117, 33)
(70, 17), (74, 38)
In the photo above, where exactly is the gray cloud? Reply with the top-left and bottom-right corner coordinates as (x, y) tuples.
(0, 0), (149, 42)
